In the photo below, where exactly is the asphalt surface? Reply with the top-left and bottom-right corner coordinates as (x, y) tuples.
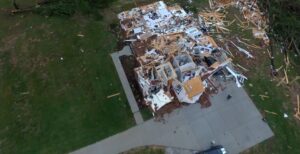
(72, 80), (273, 154)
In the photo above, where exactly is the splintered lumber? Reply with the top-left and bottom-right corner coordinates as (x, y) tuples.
(297, 95), (299, 113)
(227, 19), (236, 26)
(294, 95), (300, 120)
(234, 14), (243, 24)
(259, 94), (269, 100)
(209, 0), (214, 9)
(290, 76), (300, 84)
(276, 77), (286, 87)
(107, 93), (120, 98)
(264, 110), (278, 115)
(224, 43), (234, 57)
(276, 65), (283, 72)
(285, 54), (290, 66)
(295, 115), (300, 121)
(293, 39), (300, 55)
(267, 49), (272, 59)
(236, 37), (261, 49)
(236, 64), (249, 72)
(284, 68), (289, 84)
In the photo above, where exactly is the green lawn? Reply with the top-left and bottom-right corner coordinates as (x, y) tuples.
(0, 1), (134, 154)
(1, 0), (300, 154)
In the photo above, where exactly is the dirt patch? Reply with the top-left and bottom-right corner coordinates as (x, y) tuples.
(119, 55), (144, 107)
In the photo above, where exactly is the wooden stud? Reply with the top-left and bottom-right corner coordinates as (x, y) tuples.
(107, 93), (121, 98)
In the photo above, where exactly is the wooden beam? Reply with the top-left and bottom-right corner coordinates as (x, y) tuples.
(284, 68), (289, 84)
(297, 95), (300, 114)
(264, 110), (278, 115)
(290, 76), (300, 84)
(276, 77), (286, 87)
(107, 93), (120, 98)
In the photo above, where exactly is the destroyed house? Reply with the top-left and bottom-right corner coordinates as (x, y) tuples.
(118, 1), (247, 113)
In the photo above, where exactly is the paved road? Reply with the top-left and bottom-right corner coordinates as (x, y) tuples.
(111, 46), (144, 125)
(72, 81), (273, 154)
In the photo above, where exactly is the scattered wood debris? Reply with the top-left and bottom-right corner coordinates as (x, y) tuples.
(210, 0), (270, 45)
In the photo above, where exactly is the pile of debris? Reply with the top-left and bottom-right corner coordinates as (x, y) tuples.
(198, 11), (229, 33)
(118, 1), (247, 113)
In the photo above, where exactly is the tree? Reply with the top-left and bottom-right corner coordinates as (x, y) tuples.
(9, 0), (115, 17)
(258, 0), (300, 74)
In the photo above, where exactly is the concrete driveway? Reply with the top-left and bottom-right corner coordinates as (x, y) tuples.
(72, 81), (273, 154)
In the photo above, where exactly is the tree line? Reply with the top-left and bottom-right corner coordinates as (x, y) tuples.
(261, 0), (300, 59)
(11, 0), (115, 17)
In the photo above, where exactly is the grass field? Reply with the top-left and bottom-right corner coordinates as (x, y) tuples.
(0, 1), (134, 154)
(0, 0), (300, 154)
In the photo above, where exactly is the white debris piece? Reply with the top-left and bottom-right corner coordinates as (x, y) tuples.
(226, 66), (247, 87)
(147, 89), (173, 111)
(230, 41), (254, 58)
